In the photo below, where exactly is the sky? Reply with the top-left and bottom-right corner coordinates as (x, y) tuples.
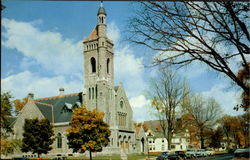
(1, 1), (244, 122)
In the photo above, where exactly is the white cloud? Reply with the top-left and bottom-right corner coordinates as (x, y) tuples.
(129, 94), (150, 108)
(1, 71), (82, 99)
(107, 21), (120, 43)
(107, 22), (147, 97)
(202, 83), (244, 116)
(2, 18), (83, 77)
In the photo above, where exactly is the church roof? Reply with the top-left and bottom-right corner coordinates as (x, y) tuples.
(87, 27), (98, 40)
(34, 92), (83, 123)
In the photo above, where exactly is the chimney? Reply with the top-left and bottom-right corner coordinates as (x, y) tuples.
(28, 93), (34, 101)
(59, 88), (64, 96)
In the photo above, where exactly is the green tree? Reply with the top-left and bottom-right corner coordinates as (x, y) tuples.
(1, 92), (13, 137)
(21, 118), (54, 157)
(67, 106), (111, 160)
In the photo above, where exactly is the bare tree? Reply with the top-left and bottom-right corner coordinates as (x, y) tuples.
(182, 94), (221, 149)
(150, 66), (186, 150)
(128, 2), (249, 110)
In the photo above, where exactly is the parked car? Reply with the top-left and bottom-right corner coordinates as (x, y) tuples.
(232, 148), (250, 160)
(175, 151), (187, 160)
(228, 148), (237, 154)
(186, 149), (197, 158)
(12, 157), (28, 160)
(196, 149), (207, 157)
(156, 152), (181, 160)
(205, 149), (214, 156)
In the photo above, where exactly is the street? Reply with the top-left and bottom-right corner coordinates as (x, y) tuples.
(192, 154), (234, 160)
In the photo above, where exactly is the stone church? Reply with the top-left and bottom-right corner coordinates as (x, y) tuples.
(9, 3), (147, 157)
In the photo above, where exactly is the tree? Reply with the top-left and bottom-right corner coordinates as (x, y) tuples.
(208, 127), (224, 149)
(182, 94), (221, 148)
(129, 2), (249, 110)
(1, 92), (13, 137)
(219, 115), (237, 149)
(238, 112), (250, 147)
(13, 97), (28, 114)
(67, 106), (111, 160)
(21, 118), (54, 157)
(150, 66), (187, 150)
(235, 63), (250, 111)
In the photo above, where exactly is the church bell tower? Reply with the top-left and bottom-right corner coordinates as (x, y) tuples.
(83, 2), (114, 114)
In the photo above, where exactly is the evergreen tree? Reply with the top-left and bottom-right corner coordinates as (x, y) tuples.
(67, 106), (111, 160)
(21, 118), (54, 157)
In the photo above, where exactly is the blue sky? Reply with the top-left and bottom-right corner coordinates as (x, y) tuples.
(1, 1), (244, 122)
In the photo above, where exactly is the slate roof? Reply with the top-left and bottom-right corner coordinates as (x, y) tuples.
(34, 92), (83, 123)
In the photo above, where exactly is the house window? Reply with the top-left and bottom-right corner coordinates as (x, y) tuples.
(171, 145), (175, 149)
(162, 145), (165, 151)
(90, 57), (96, 73)
(92, 88), (94, 99)
(57, 133), (62, 148)
(162, 139), (164, 143)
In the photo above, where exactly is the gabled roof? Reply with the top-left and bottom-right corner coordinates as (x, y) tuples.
(34, 92), (83, 123)
(114, 86), (119, 92)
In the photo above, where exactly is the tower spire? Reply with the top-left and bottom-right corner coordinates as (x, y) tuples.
(97, 1), (106, 16)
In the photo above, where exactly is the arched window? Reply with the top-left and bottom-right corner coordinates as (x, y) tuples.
(120, 100), (123, 108)
(89, 88), (91, 100)
(95, 86), (98, 99)
(107, 58), (110, 73)
(57, 133), (62, 148)
(90, 57), (96, 73)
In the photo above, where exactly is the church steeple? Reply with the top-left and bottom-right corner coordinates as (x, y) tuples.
(97, 2), (106, 26)
(97, 2), (106, 16)
(83, 3), (114, 112)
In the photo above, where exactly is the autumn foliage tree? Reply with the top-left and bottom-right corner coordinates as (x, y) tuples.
(21, 118), (54, 157)
(13, 97), (28, 114)
(67, 106), (111, 160)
